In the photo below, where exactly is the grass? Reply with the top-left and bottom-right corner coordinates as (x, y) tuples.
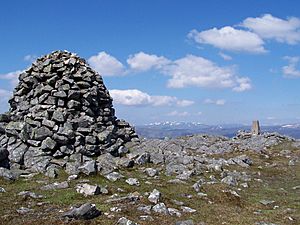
(0, 140), (300, 224)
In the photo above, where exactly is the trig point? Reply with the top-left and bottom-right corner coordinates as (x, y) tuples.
(251, 120), (261, 135)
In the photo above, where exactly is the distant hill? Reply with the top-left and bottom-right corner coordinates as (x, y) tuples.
(135, 122), (300, 139)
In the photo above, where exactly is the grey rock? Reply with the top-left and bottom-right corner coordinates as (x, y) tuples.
(180, 206), (196, 213)
(221, 175), (238, 186)
(135, 153), (150, 165)
(40, 181), (69, 190)
(78, 160), (96, 175)
(152, 203), (169, 215)
(62, 203), (101, 220)
(168, 208), (182, 217)
(137, 205), (152, 214)
(0, 187), (6, 192)
(17, 207), (33, 214)
(18, 191), (44, 199)
(0, 167), (16, 180)
(259, 200), (275, 206)
(52, 110), (65, 123)
(145, 168), (158, 177)
(126, 178), (140, 186)
(117, 217), (139, 225)
(41, 137), (57, 151)
(33, 126), (53, 141)
(148, 189), (161, 204)
(76, 183), (101, 196)
(105, 172), (124, 182)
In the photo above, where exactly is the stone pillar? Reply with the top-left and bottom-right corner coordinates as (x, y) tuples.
(251, 120), (260, 135)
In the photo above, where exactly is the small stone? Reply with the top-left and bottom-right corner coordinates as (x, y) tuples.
(52, 110), (65, 123)
(41, 137), (57, 151)
(126, 178), (140, 186)
(221, 175), (238, 186)
(152, 203), (169, 215)
(18, 191), (44, 199)
(259, 200), (275, 206)
(78, 160), (96, 175)
(105, 172), (124, 182)
(180, 206), (197, 213)
(137, 205), (152, 214)
(40, 181), (69, 191)
(62, 203), (101, 220)
(76, 183), (101, 196)
(145, 168), (158, 177)
(17, 207), (33, 214)
(148, 189), (161, 204)
(116, 217), (139, 225)
(0, 187), (6, 193)
(168, 208), (182, 217)
(53, 90), (67, 98)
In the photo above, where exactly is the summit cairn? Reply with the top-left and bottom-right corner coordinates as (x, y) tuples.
(0, 50), (139, 173)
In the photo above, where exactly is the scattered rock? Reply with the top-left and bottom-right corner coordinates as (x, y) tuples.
(40, 181), (69, 190)
(152, 203), (169, 215)
(76, 183), (101, 196)
(148, 189), (161, 204)
(18, 191), (44, 199)
(126, 178), (140, 186)
(105, 172), (124, 182)
(180, 206), (196, 213)
(62, 203), (101, 220)
(145, 168), (158, 177)
(117, 217), (139, 225)
(17, 207), (33, 214)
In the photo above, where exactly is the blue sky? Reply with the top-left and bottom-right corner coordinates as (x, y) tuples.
(1, 0), (300, 125)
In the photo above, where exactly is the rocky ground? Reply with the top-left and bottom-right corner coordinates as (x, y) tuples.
(0, 133), (300, 225)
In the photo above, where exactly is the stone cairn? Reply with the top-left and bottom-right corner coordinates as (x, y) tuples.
(251, 120), (260, 135)
(0, 50), (139, 174)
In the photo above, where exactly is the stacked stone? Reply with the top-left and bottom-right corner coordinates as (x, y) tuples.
(0, 50), (138, 173)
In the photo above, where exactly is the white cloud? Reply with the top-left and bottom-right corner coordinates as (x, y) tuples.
(88, 51), (125, 76)
(188, 26), (266, 53)
(0, 89), (12, 113)
(24, 54), (37, 62)
(0, 70), (22, 87)
(218, 52), (232, 61)
(176, 100), (195, 107)
(164, 54), (251, 91)
(282, 56), (300, 77)
(242, 14), (300, 44)
(167, 110), (189, 117)
(109, 89), (194, 107)
(127, 52), (170, 72)
(204, 98), (226, 105)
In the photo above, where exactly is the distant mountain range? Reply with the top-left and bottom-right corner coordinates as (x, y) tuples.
(135, 122), (300, 139)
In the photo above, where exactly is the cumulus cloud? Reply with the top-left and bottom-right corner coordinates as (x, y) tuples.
(167, 110), (189, 117)
(188, 26), (266, 53)
(88, 51), (125, 76)
(282, 56), (300, 77)
(218, 52), (232, 61)
(87, 51), (251, 92)
(127, 52), (170, 72)
(164, 54), (251, 91)
(242, 14), (300, 44)
(204, 98), (226, 105)
(0, 70), (22, 87)
(109, 89), (194, 107)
